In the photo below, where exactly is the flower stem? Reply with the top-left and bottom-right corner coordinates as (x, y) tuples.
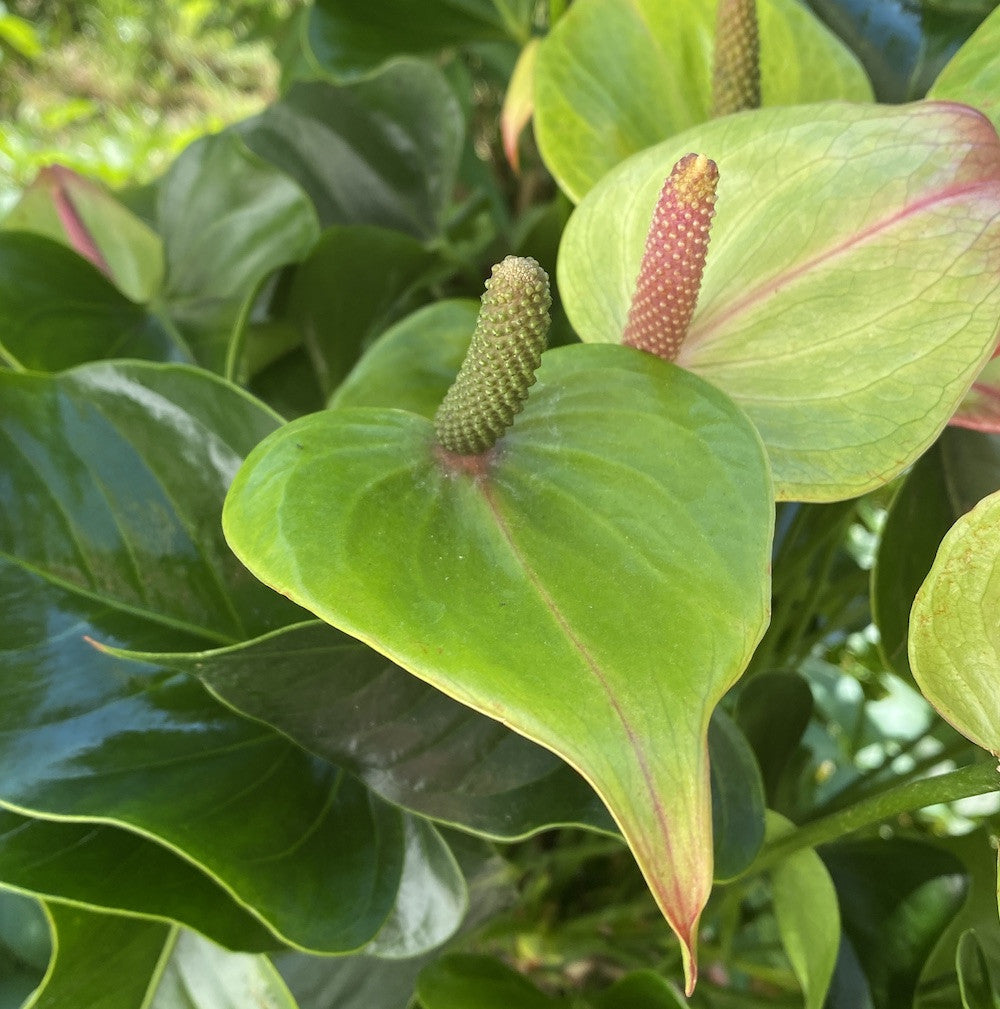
(743, 761), (999, 876)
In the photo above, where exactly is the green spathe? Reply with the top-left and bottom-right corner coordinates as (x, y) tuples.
(223, 343), (773, 990)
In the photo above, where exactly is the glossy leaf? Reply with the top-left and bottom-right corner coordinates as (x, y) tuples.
(930, 5), (1000, 132)
(0, 232), (185, 371)
(3, 164), (164, 302)
(111, 620), (613, 840)
(823, 837), (967, 1009)
(767, 814), (840, 1009)
(909, 488), (1000, 755)
(534, 0), (872, 201)
(236, 64), (464, 238)
(417, 954), (563, 1009)
(224, 343), (773, 987)
(559, 101), (1000, 501)
(307, 0), (516, 81)
(287, 225), (439, 396)
(158, 132), (320, 375)
(330, 300), (478, 416)
(0, 811), (276, 952)
(0, 559), (405, 954)
(27, 906), (297, 1009)
(0, 362), (302, 643)
(708, 711), (766, 882)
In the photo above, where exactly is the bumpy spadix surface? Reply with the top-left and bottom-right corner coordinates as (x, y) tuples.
(224, 343), (773, 991)
(713, 0), (761, 116)
(622, 154), (718, 361)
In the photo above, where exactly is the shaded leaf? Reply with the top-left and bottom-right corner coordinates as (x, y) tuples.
(417, 954), (563, 1009)
(0, 559), (405, 955)
(953, 353), (1000, 434)
(559, 101), (1000, 500)
(909, 488), (1000, 754)
(26, 907), (297, 1009)
(330, 300), (478, 416)
(287, 225), (439, 396)
(0, 233), (185, 370)
(534, 0), (872, 201)
(0, 811), (276, 952)
(224, 343), (773, 987)
(823, 837), (967, 1009)
(307, 0), (515, 81)
(110, 620), (613, 840)
(957, 929), (999, 1009)
(158, 132), (320, 375)
(236, 63), (464, 238)
(591, 970), (686, 1008)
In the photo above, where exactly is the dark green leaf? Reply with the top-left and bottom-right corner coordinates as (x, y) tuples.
(734, 673), (813, 805)
(237, 63), (463, 238)
(417, 954), (564, 1009)
(709, 711), (766, 882)
(0, 811), (276, 952)
(0, 559), (405, 954)
(158, 133), (320, 375)
(307, 0), (515, 81)
(0, 232), (185, 370)
(0, 362), (301, 645)
(823, 837), (968, 1009)
(957, 929), (1000, 1009)
(330, 300), (477, 417)
(110, 620), (613, 840)
(591, 970), (686, 1008)
(287, 225), (439, 396)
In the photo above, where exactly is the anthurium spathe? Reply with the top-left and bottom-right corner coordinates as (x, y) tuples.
(559, 101), (1000, 502)
(223, 257), (773, 991)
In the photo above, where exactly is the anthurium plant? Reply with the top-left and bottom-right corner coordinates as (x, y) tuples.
(3, 1), (1000, 1007)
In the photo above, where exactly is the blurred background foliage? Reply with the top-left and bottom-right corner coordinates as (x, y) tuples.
(0, 0), (303, 214)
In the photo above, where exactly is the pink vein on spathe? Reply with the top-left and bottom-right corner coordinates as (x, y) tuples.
(476, 476), (703, 945)
(680, 177), (1000, 361)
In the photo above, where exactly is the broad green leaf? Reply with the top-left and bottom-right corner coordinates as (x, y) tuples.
(957, 929), (999, 1009)
(26, 907), (297, 1009)
(417, 954), (563, 1009)
(0, 232), (185, 371)
(708, 711), (766, 882)
(236, 63), (464, 238)
(591, 970), (686, 1008)
(767, 814), (840, 1009)
(224, 343), (774, 986)
(928, 4), (1000, 132)
(158, 132), (320, 375)
(111, 621), (613, 840)
(559, 102), (1000, 501)
(534, 0), (872, 201)
(307, 0), (517, 81)
(0, 559), (405, 954)
(287, 225), (439, 396)
(3, 165), (164, 302)
(0, 812), (276, 952)
(909, 488), (1000, 755)
(0, 891), (47, 1008)
(0, 362), (301, 644)
(824, 838), (967, 1009)
(275, 951), (423, 1009)
(330, 300), (478, 416)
